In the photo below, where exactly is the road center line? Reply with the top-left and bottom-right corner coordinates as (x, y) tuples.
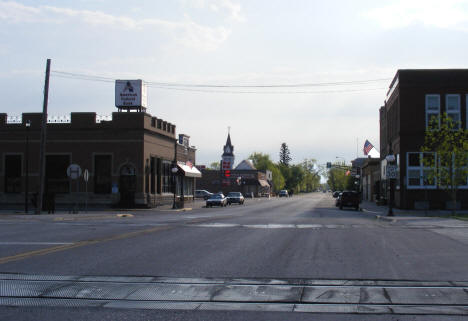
(0, 225), (171, 265)
(0, 242), (74, 245)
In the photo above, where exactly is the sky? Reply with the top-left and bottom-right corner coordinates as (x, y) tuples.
(2, 0), (468, 168)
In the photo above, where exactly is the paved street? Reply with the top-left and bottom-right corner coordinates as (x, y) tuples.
(1, 193), (468, 320)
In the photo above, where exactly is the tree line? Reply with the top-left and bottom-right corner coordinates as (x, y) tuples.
(249, 143), (321, 194)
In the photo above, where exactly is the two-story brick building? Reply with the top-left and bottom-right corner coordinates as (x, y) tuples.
(380, 69), (468, 209)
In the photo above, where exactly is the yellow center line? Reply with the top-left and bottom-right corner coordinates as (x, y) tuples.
(0, 225), (170, 265)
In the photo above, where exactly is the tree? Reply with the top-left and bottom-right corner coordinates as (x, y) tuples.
(421, 113), (468, 213)
(279, 143), (292, 166)
(249, 152), (285, 191)
(208, 161), (220, 170)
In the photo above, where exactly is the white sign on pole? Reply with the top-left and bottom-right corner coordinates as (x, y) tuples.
(83, 169), (89, 182)
(115, 80), (147, 108)
(386, 165), (398, 179)
(67, 164), (82, 180)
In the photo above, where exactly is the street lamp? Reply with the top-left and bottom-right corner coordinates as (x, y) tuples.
(386, 146), (395, 217)
(25, 120), (31, 213)
(171, 166), (178, 209)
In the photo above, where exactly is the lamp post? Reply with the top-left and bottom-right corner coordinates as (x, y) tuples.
(25, 120), (31, 213)
(171, 166), (178, 209)
(386, 147), (396, 217)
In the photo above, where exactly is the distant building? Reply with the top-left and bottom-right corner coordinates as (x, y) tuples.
(197, 133), (271, 196)
(380, 69), (468, 209)
(361, 157), (381, 202)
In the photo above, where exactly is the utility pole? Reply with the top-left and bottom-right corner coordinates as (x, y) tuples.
(36, 59), (51, 214)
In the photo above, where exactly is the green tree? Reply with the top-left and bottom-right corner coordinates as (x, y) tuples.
(249, 152), (285, 191)
(421, 112), (468, 213)
(279, 143), (292, 166)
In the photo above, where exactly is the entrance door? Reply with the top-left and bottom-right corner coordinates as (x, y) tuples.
(119, 164), (136, 208)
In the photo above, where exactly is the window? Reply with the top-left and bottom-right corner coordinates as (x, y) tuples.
(4, 155), (22, 193)
(406, 152), (437, 189)
(446, 94), (460, 129)
(94, 155), (111, 194)
(150, 157), (155, 194)
(425, 94), (440, 129)
(162, 160), (173, 193)
(45, 155), (70, 193)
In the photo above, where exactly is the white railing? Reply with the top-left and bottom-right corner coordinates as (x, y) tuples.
(96, 115), (112, 123)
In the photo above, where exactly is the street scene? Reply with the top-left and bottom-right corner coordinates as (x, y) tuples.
(1, 1), (468, 320)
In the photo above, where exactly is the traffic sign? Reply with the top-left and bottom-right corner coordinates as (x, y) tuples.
(67, 164), (82, 180)
(386, 165), (398, 179)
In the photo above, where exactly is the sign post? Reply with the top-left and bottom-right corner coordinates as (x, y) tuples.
(67, 164), (82, 214)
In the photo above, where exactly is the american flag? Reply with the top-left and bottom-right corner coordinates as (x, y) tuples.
(363, 140), (374, 155)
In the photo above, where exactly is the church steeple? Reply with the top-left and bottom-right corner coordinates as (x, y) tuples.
(222, 133), (234, 156)
(221, 129), (235, 170)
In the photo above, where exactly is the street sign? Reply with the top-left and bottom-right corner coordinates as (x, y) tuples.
(66, 164), (82, 180)
(386, 165), (398, 179)
(83, 169), (89, 182)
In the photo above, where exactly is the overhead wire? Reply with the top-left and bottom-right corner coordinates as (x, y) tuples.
(50, 70), (389, 94)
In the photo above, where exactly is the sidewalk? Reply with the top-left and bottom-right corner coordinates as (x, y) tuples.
(360, 200), (468, 224)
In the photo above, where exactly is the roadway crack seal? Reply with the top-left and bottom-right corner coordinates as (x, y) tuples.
(0, 225), (172, 265)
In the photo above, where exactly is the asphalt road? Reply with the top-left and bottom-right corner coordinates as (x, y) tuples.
(0, 193), (467, 320)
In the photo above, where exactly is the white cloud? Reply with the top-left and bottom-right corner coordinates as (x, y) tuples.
(180, 0), (244, 22)
(365, 0), (468, 30)
(0, 1), (230, 51)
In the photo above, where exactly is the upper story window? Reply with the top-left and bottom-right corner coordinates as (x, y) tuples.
(425, 94), (440, 129)
(446, 94), (461, 129)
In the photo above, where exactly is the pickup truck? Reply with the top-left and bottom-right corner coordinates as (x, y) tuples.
(339, 191), (360, 210)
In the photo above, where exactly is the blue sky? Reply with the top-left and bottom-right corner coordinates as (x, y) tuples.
(2, 0), (468, 166)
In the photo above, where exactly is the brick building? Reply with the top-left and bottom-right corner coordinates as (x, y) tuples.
(0, 111), (199, 209)
(380, 69), (468, 209)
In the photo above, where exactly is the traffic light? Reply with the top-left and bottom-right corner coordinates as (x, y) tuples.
(224, 170), (231, 178)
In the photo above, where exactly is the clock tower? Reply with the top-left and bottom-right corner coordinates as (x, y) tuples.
(221, 132), (235, 170)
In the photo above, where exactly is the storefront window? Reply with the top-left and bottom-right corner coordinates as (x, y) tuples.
(4, 155), (22, 193)
(94, 155), (111, 194)
(46, 155), (70, 193)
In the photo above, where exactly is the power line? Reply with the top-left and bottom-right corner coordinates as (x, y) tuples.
(50, 69), (389, 94)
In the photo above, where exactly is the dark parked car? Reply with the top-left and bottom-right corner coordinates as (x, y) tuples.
(195, 190), (213, 200)
(278, 190), (289, 197)
(339, 191), (360, 210)
(206, 193), (227, 207)
(226, 192), (244, 205)
(332, 191), (341, 198)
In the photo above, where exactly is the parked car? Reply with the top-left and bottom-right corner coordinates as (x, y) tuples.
(339, 191), (360, 210)
(332, 191), (341, 198)
(195, 190), (213, 200)
(206, 193), (227, 207)
(278, 190), (289, 197)
(226, 192), (245, 205)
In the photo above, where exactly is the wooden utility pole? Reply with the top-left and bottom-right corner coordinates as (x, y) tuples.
(36, 59), (51, 214)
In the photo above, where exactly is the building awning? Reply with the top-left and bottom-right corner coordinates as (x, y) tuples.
(258, 179), (270, 188)
(177, 162), (202, 178)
